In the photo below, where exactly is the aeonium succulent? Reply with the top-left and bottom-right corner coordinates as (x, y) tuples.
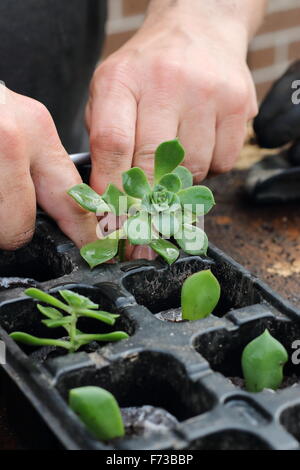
(68, 139), (215, 268)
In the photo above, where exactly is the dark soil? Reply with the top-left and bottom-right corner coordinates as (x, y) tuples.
(29, 338), (99, 364)
(229, 374), (300, 391)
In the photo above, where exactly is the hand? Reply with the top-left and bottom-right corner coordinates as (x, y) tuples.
(86, 1), (258, 195)
(0, 86), (97, 250)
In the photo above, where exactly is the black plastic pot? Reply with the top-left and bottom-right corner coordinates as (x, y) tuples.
(0, 214), (300, 450)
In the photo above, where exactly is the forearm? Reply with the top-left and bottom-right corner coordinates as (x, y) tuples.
(146, 0), (268, 41)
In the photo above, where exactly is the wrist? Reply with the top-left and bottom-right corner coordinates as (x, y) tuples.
(145, 0), (266, 43)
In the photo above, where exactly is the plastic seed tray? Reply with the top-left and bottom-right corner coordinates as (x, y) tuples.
(0, 214), (300, 450)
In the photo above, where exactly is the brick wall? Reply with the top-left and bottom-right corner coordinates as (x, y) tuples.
(104, 0), (300, 101)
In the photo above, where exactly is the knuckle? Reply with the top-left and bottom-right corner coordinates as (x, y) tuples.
(198, 75), (218, 99)
(91, 127), (133, 158)
(0, 120), (20, 149)
(152, 58), (185, 90)
(94, 60), (133, 90)
(29, 100), (52, 126)
(228, 82), (249, 115)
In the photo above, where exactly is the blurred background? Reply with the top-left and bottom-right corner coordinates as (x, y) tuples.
(104, 0), (300, 103)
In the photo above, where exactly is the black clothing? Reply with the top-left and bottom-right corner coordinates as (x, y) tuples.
(0, 0), (107, 152)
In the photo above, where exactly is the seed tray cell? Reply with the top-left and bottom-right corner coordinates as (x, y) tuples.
(0, 216), (300, 450)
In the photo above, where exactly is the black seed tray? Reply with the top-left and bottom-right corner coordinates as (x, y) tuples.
(0, 214), (300, 450)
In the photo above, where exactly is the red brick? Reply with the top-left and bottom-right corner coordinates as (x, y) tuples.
(102, 30), (137, 58)
(258, 8), (300, 34)
(248, 47), (275, 70)
(289, 40), (300, 61)
(123, 0), (150, 16)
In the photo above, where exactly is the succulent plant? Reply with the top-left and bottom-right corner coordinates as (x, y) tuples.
(242, 329), (288, 392)
(181, 269), (221, 321)
(69, 386), (125, 441)
(10, 288), (128, 353)
(68, 139), (215, 268)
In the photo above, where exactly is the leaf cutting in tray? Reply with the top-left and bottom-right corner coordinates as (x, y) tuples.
(181, 270), (220, 321)
(242, 329), (288, 393)
(69, 386), (125, 441)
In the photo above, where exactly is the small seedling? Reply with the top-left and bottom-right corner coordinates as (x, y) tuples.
(69, 386), (125, 441)
(68, 139), (215, 268)
(242, 329), (288, 392)
(181, 270), (221, 321)
(10, 288), (128, 353)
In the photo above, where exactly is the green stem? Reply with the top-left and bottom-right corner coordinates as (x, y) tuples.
(118, 238), (126, 262)
(69, 314), (77, 353)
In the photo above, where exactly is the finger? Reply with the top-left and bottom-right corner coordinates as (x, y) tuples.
(29, 114), (98, 248)
(211, 114), (247, 174)
(133, 95), (179, 182)
(131, 245), (157, 261)
(88, 72), (137, 193)
(178, 107), (216, 183)
(0, 132), (36, 250)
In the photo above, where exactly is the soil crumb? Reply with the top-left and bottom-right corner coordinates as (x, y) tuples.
(121, 406), (178, 436)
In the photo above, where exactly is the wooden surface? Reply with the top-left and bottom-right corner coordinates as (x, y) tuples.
(206, 140), (300, 309)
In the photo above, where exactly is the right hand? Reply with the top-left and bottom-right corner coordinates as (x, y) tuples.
(0, 85), (98, 250)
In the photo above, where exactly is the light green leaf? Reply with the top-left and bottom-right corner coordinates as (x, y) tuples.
(78, 309), (118, 326)
(25, 288), (70, 313)
(68, 183), (111, 213)
(242, 329), (288, 393)
(175, 224), (208, 256)
(102, 184), (128, 216)
(124, 212), (152, 245)
(10, 332), (71, 350)
(149, 238), (179, 265)
(154, 139), (185, 183)
(76, 331), (129, 346)
(181, 270), (220, 321)
(172, 166), (193, 189)
(59, 290), (98, 310)
(37, 305), (63, 320)
(69, 386), (125, 441)
(80, 235), (119, 269)
(152, 211), (181, 238)
(159, 173), (182, 193)
(183, 209), (197, 225)
(178, 186), (215, 215)
(41, 318), (72, 329)
(122, 168), (151, 199)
